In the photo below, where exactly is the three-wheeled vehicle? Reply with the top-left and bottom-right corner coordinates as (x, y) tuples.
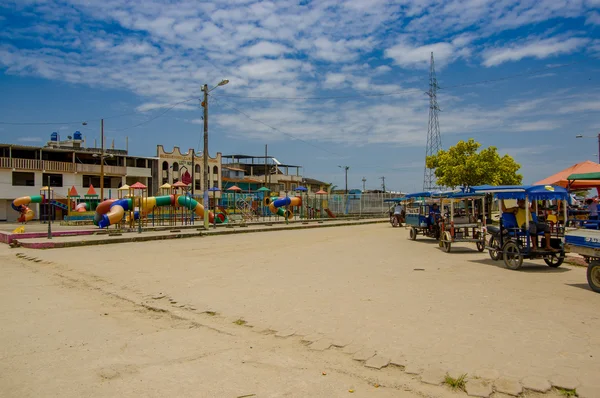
(384, 197), (406, 227)
(564, 171), (600, 293)
(438, 191), (487, 253)
(468, 185), (568, 270)
(404, 191), (443, 241)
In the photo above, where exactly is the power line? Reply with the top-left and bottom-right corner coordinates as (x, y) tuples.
(111, 98), (199, 132)
(210, 95), (344, 158)
(0, 97), (199, 126)
(211, 61), (584, 101)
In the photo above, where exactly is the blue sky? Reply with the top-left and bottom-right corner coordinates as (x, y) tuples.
(0, 0), (599, 192)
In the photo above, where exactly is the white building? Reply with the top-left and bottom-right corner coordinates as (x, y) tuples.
(0, 134), (156, 222)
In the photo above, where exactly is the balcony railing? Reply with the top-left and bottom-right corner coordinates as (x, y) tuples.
(0, 157), (126, 175)
(76, 163), (126, 175)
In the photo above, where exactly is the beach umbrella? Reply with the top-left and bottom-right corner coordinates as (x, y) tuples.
(316, 190), (327, 219)
(227, 185), (242, 211)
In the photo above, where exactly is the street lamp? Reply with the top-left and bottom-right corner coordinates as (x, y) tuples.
(201, 79), (229, 230)
(338, 165), (349, 195)
(575, 133), (600, 163)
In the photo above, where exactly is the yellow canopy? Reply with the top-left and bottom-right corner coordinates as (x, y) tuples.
(118, 184), (130, 191)
(160, 183), (172, 189)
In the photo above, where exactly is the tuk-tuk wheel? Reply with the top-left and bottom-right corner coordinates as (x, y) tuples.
(409, 227), (417, 241)
(476, 241), (485, 252)
(503, 241), (523, 270)
(544, 252), (565, 268)
(488, 236), (501, 261)
(587, 261), (600, 293)
(441, 231), (452, 253)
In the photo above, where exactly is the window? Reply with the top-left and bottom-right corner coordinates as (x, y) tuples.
(279, 184), (285, 192)
(172, 162), (179, 172)
(42, 173), (63, 187)
(195, 164), (201, 174)
(291, 183), (297, 191)
(213, 165), (218, 175)
(12, 172), (35, 186)
(195, 180), (201, 190)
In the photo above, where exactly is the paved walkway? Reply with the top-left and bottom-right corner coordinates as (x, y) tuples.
(5, 224), (599, 397)
(10, 218), (387, 249)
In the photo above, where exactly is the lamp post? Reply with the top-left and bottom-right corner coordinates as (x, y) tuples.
(202, 79), (229, 230)
(576, 133), (600, 163)
(338, 165), (349, 194)
(87, 119), (113, 201)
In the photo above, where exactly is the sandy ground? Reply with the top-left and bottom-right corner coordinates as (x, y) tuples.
(0, 245), (434, 398)
(2, 223), (598, 397)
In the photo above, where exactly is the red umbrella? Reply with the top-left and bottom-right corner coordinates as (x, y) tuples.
(227, 186), (242, 212)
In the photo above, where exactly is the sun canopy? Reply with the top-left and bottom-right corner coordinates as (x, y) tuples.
(567, 172), (600, 181)
(468, 184), (569, 201)
(535, 160), (600, 190)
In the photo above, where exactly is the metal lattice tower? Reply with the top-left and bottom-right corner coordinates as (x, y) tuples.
(423, 52), (442, 191)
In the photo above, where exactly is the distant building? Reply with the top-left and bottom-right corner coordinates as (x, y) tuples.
(156, 146), (221, 196)
(0, 132), (155, 221)
(221, 154), (330, 194)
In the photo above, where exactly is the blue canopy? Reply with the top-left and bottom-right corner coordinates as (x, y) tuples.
(469, 185), (569, 200)
(445, 191), (485, 199)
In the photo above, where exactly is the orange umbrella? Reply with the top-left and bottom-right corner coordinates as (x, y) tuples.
(535, 160), (600, 190)
(227, 185), (242, 211)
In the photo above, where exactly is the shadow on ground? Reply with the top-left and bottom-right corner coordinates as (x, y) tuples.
(468, 258), (571, 273)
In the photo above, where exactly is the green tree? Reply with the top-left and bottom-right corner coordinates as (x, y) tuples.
(425, 139), (523, 188)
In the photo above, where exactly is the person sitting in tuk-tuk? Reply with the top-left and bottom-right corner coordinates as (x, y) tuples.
(501, 199), (557, 252)
(393, 202), (405, 224)
(428, 203), (440, 226)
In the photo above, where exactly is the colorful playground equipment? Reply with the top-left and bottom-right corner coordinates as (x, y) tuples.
(268, 196), (302, 218)
(11, 195), (43, 222)
(94, 194), (224, 229)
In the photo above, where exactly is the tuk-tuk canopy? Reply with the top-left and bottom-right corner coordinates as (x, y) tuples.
(468, 185), (569, 201)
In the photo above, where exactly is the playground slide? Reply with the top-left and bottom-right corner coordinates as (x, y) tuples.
(268, 196), (301, 218)
(325, 208), (336, 218)
(95, 195), (221, 228)
(12, 195), (43, 222)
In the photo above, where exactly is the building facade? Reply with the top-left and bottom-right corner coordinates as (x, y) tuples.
(0, 134), (156, 221)
(156, 145), (222, 197)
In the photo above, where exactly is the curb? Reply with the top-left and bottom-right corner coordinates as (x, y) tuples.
(14, 219), (387, 249)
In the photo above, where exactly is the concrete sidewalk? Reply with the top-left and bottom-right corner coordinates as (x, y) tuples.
(11, 218), (388, 249)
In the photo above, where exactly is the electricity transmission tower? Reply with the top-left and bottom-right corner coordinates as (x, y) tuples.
(380, 176), (386, 193)
(423, 52), (442, 191)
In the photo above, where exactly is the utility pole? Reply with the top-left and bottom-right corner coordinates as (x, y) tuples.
(362, 177), (366, 192)
(264, 144), (268, 187)
(202, 84), (210, 230)
(423, 52), (442, 191)
(338, 165), (349, 194)
(380, 176), (386, 193)
(100, 118), (104, 201)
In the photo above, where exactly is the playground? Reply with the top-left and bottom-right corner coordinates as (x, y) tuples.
(9, 183), (355, 230)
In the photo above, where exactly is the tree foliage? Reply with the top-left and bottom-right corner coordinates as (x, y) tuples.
(425, 139), (523, 188)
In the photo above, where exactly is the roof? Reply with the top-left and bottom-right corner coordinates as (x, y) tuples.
(130, 182), (147, 189)
(303, 177), (329, 186)
(223, 166), (245, 172)
(469, 185), (569, 200)
(535, 160), (600, 189)
(68, 186), (79, 197)
(86, 185), (97, 196)
(222, 154), (301, 168)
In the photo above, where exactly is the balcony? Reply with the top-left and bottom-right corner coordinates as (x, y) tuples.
(126, 166), (152, 178)
(0, 157), (74, 172)
(76, 163), (126, 175)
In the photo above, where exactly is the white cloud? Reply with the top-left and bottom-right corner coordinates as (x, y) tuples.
(586, 11), (600, 25)
(244, 41), (290, 57)
(385, 41), (460, 69)
(482, 37), (589, 67)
